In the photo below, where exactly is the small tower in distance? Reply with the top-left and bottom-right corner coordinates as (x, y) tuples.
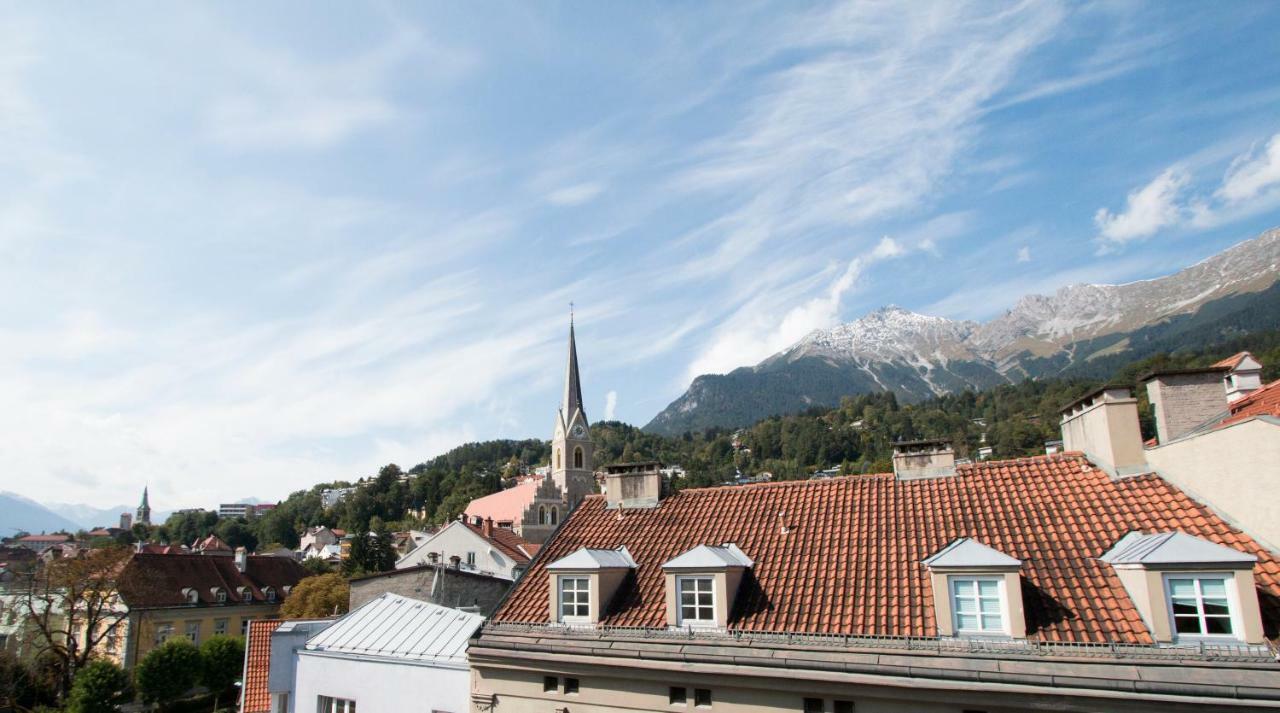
(550, 315), (595, 507)
(136, 486), (152, 527)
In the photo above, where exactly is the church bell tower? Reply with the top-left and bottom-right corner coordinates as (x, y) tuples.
(551, 315), (594, 506)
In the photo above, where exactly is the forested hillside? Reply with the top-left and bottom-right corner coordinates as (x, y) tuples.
(147, 333), (1278, 551)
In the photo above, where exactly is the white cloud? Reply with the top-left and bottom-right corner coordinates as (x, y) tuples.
(603, 390), (617, 420)
(548, 182), (606, 206)
(871, 236), (905, 260)
(1094, 167), (1189, 246)
(1016, 246), (1031, 263)
(1216, 133), (1280, 204)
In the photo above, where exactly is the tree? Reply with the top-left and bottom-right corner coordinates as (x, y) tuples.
(213, 518), (259, 552)
(301, 556), (333, 575)
(279, 573), (349, 618)
(65, 659), (130, 713)
(199, 635), (245, 711)
(19, 546), (137, 698)
(344, 530), (395, 576)
(134, 639), (200, 710)
(0, 651), (56, 712)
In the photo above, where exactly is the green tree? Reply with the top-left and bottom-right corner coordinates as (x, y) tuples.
(301, 557), (333, 575)
(213, 518), (259, 552)
(279, 573), (349, 618)
(344, 529), (395, 576)
(134, 639), (200, 710)
(66, 660), (131, 713)
(199, 635), (245, 711)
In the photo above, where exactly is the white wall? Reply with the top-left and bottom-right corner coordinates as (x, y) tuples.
(396, 522), (515, 579)
(1145, 418), (1280, 552)
(293, 652), (469, 713)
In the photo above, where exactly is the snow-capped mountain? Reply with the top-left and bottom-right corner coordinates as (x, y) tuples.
(645, 228), (1280, 435)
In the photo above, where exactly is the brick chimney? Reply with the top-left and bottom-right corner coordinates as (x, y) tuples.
(604, 461), (663, 509)
(1060, 385), (1147, 477)
(1141, 367), (1229, 444)
(482, 517), (494, 540)
(234, 546), (248, 573)
(892, 440), (956, 480)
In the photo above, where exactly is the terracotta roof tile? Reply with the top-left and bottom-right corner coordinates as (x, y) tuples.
(494, 454), (1280, 643)
(119, 553), (308, 607)
(240, 619), (283, 713)
(462, 521), (534, 564)
(1219, 378), (1280, 427)
(1212, 351), (1253, 369)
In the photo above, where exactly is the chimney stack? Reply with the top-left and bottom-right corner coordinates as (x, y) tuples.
(892, 440), (956, 480)
(449, 555), (461, 569)
(1060, 385), (1147, 477)
(1221, 352), (1264, 403)
(604, 461), (664, 509)
(482, 517), (493, 539)
(1141, 367), (1229, 444)
(234, 546), (248, 573)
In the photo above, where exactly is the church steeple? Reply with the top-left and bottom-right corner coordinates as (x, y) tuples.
(137, 486), (152, 526)
(562, 315), (585, 424)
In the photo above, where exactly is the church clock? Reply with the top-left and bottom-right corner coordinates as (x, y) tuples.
(571, 423), (588, 439)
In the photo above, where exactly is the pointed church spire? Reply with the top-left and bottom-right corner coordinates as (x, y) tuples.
(563, 312), (585, 422)
(140, 486), (149, 509)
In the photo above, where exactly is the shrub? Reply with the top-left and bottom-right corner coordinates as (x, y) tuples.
(134, 639), (200, 709)
(66, 660), (131, 713)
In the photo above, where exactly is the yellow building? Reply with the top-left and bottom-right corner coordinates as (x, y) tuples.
(112, 548), (307, 667)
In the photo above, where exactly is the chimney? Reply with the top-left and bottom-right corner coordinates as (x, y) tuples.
(482, 517), (493, 540)
(891, 440), (956, 480)
(1059, 385), (1147, 477)
(604, 461), (663, 509)
(449, 555), (461, 569)
(234, 546), (247, 573)
(1141, 367), (1229, 444)
(1223, 353), (1264, 403)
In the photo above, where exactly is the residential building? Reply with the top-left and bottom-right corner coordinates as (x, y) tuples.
(220, 503), (252, 519)
(469, 391), (1280, 712)
(111, 547), (307, 668)
(136, 486), (151, 526)
(348, 563), (513, 614)
(320, 487), (357, 510)
(462, 319), (597, 544)
(243, 594), (481, 713)
(1138, 354), (1280, 551)
(192, 534), (234, 555)
(119, 512), (133, 530)
(396, 519), (536, 580)
(15, 534), (70, 553)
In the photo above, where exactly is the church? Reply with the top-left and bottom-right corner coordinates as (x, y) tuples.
(461, 319), (597, 544)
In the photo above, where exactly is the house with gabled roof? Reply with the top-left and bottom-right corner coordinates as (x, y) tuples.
(396, 518), (537, 580)
(469, 385), (1280, 712)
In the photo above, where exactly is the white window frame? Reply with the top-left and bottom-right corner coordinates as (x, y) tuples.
(1162, 572), (1242, 641)
(558, 576), (591, 624)
(317, 695), (356, 713)
(948, 575), (1008, 635)
(676, 576), (717, 628)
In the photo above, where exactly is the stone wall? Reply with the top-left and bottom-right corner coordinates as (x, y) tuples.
(349, 564), (513, 614)
(1146, 373), (1228, 443)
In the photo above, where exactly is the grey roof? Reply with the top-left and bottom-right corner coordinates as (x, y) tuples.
(304, 593), (482, 668)
(1100, 531), (1257, 566)
(546, 546), (636, 571)
(662, 543), (754, 570)
(922, 538), (1021, 569)
(562, 318), (585, 423)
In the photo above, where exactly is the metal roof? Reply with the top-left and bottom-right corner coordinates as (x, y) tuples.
(662, 543), (753, 569)
(304, 593), (483, 668)
(1100, 531), (1257, 566)
(923, 538), (1021, 569)
(546, 546), (636, 570)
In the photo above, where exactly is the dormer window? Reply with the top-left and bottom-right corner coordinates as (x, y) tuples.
(213, 587), (227, 604)
(282, 585), (292, 597)
(1101, 532), (1262, 644)
(239, 586), (253, 603)
(923, 538), (1025, 639)
(546, 547), (637, 626)
(181, 587), (198, 605)
(264, 587), (276, 603)
(661, 544), (753, 630)
(558, 577), (590, 623)
(676, 576), (715, 627)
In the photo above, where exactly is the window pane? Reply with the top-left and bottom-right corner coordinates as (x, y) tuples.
(1167, 579), (1195, 597)
(956, 613), (979, 630)
(954, 597), (977, 614)
(1202, 599), (1230, 617)
(803, 698), (824, 712)
(682, 592), (695, 605)
(980, 614), (1003, 630)
(1199, 579), (1227, 597)
(977, 580), (999, 597)
(979, 597), (1001, 614)
(953, 580), (974, 596)
(697, 592), (712, 606)
(1204, 616), (1233, 635)
(669, 687), (686, 704)
(1173, 615), (1202, 634)
(694, 688), (711, 706)
(1170, 599), (1198, 616)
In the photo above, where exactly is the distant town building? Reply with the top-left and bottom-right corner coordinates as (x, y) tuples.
(15, 534), (70, 553)
(320, 487), (357, 510)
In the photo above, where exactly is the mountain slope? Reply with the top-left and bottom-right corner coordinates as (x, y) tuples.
(0, 492), (83, 534)
(646, 228), (1280, 435)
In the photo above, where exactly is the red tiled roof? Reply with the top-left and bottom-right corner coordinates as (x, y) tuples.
(1212, 351), (1253, 369)
(118, 553), (308, 608)
(194, 534), (232, 552)
(241, 619), (283, 713)
(463, 478), (540, 523)
(19, 534), (70, 543)
(1219, 378), (1280, 428)
(463, 521), (534, 564)
(494, 454), (1280, 643)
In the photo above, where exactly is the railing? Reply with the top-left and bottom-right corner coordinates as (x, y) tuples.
(482, 621), (1279, 663)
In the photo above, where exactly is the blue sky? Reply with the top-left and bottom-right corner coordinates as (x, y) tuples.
(3, 2), (1280, 509)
